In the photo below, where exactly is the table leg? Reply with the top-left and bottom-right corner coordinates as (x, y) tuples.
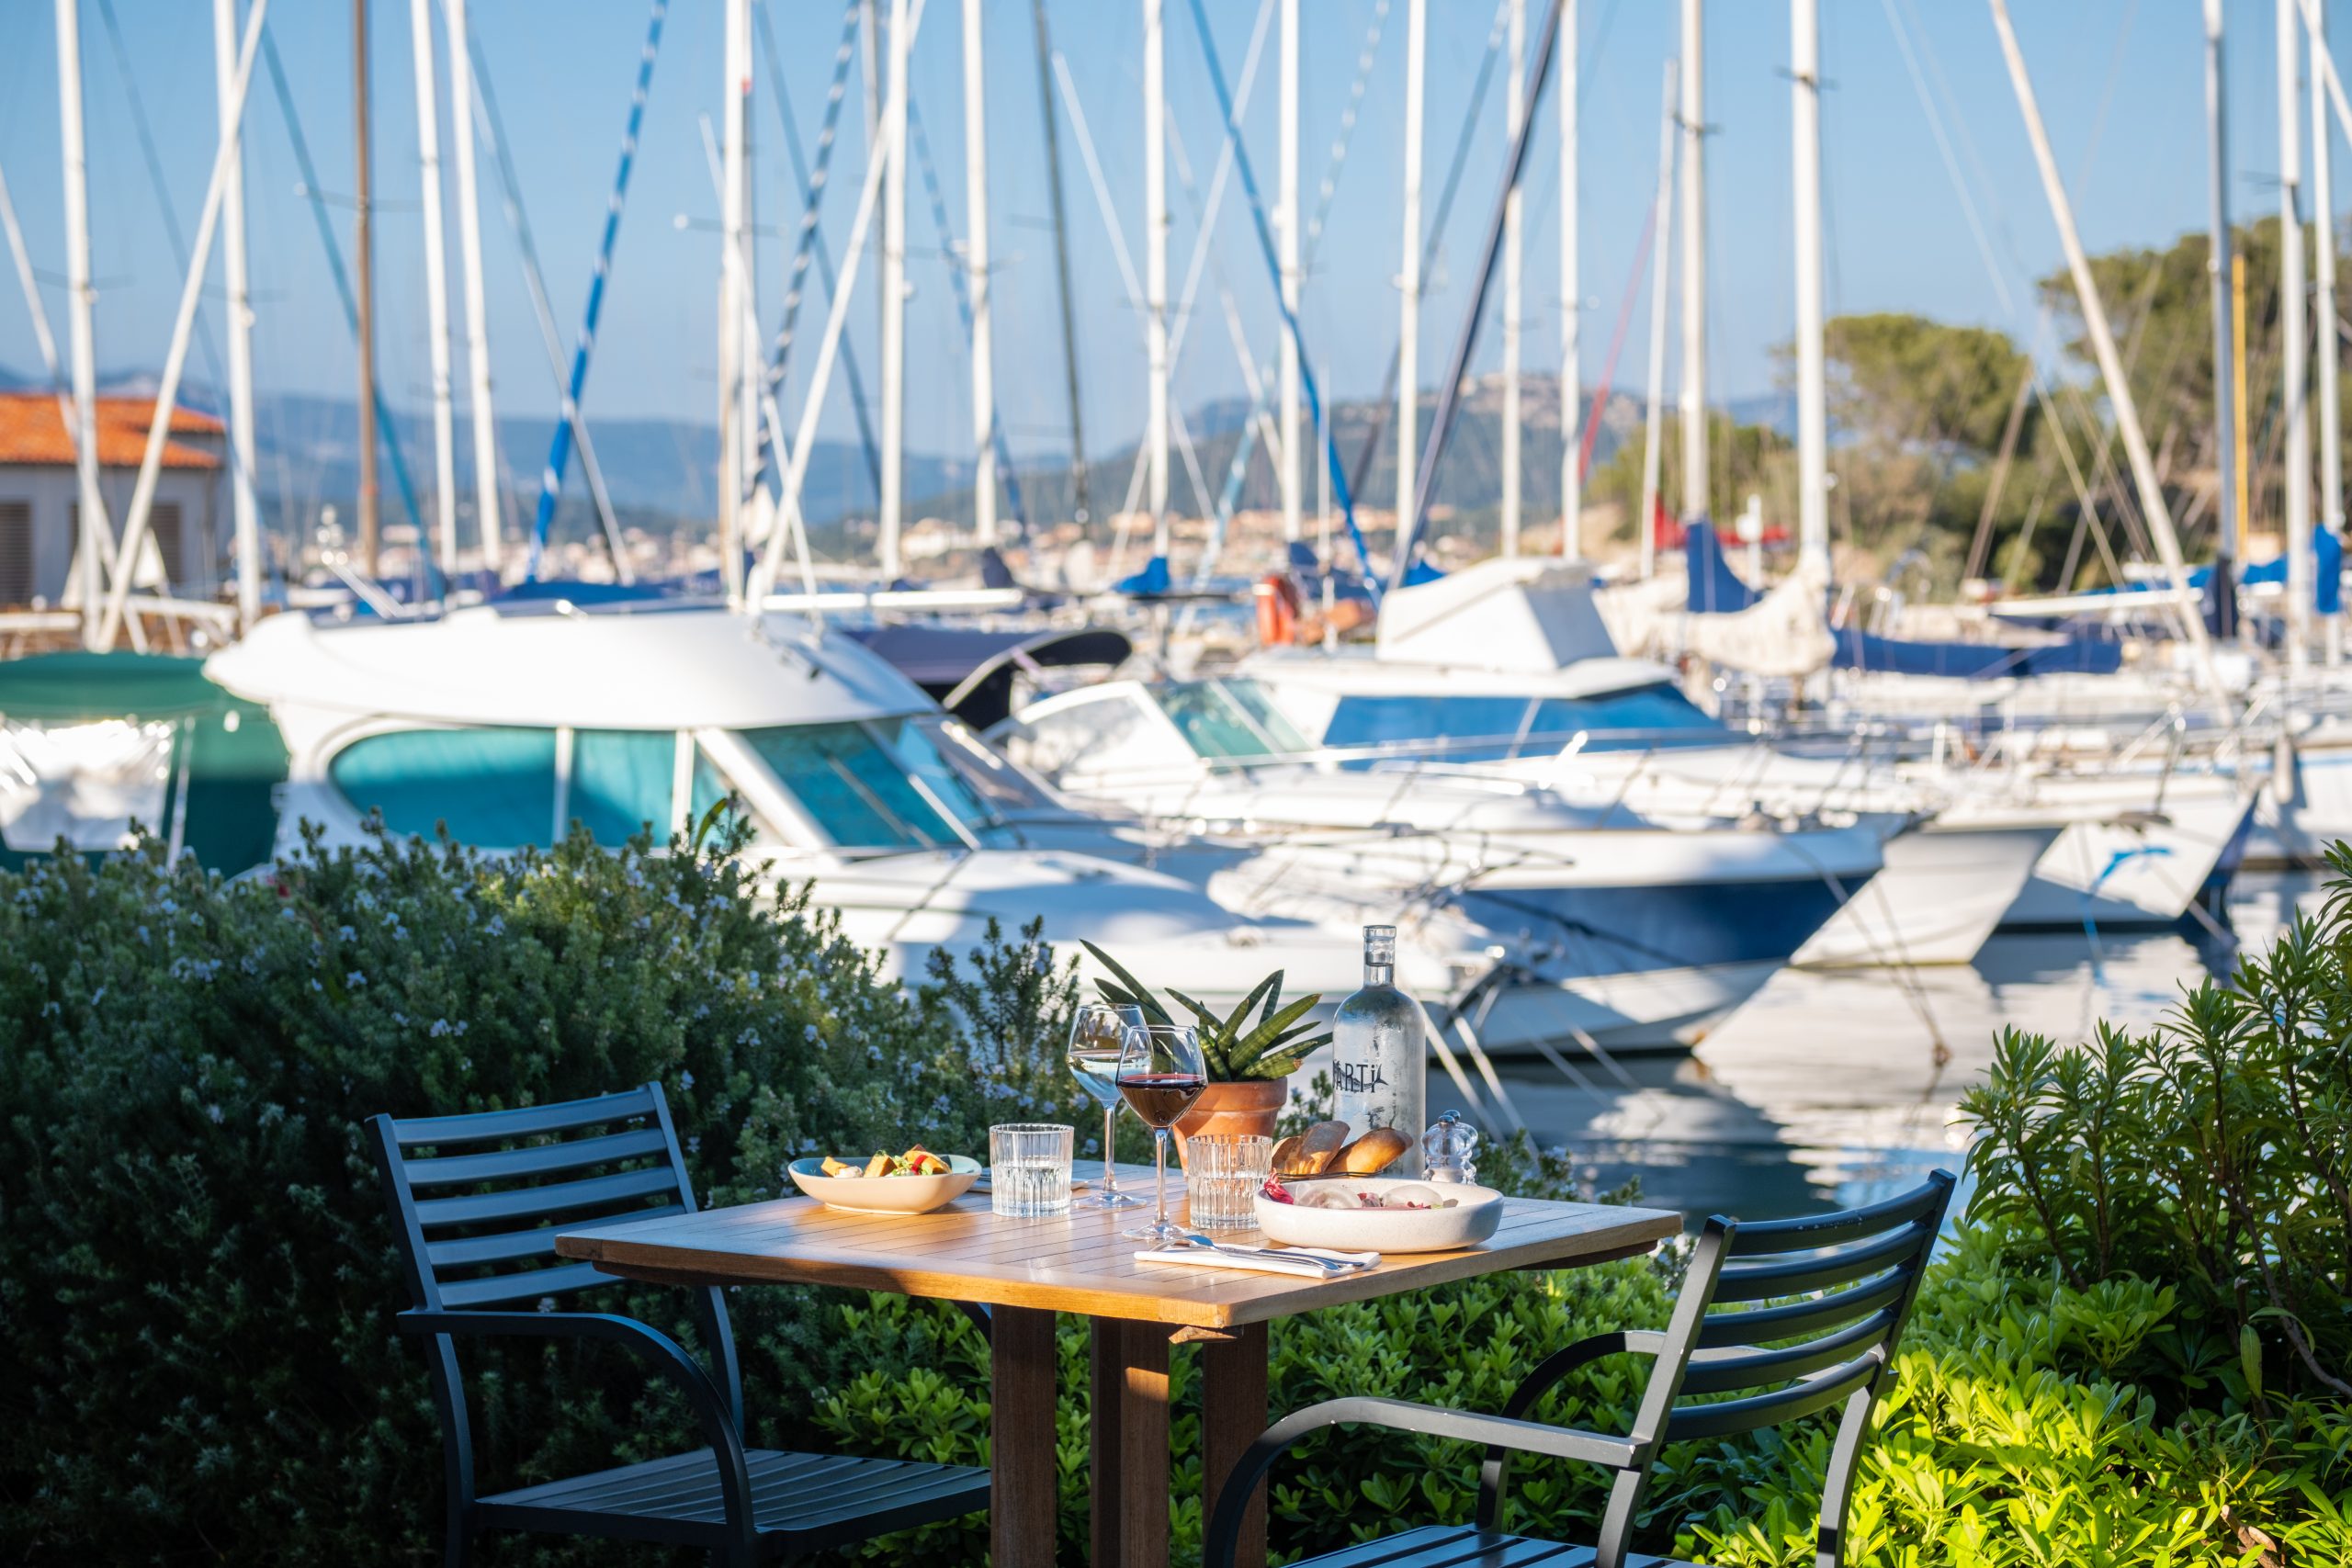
(991, 1305), (1059, 1568)
(1097, 1319), (1170, 1568)
(1089, 1319), (1125, 1568)
(1199, 1321), (1269, 1568)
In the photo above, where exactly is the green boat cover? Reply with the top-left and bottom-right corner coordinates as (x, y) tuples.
(0, 651), (287, 875)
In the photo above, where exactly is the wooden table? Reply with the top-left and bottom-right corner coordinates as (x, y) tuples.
(557, 1165), (1678, 1568)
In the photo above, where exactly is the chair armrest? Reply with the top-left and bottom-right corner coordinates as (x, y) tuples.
(1477, 1329), (1664, 1529)
(399, 1309), (754, 1539)
(1203, 1395), (1638, 1568)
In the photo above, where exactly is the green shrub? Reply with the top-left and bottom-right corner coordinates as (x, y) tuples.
(0, 826), (1087, 1563)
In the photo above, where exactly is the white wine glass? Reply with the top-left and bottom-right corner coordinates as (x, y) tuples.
(1067, 1001), (1147, 1209)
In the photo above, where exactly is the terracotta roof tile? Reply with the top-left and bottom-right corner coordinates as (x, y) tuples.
(0, 392), (224, 470)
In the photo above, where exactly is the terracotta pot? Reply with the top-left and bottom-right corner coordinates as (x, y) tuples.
(1172, 1077), (1289, 1170)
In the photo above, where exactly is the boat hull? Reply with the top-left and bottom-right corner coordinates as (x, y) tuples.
(1793, 822), (2059, 967)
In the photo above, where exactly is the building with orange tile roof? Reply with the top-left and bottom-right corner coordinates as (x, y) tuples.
(0, 393), (224, 606)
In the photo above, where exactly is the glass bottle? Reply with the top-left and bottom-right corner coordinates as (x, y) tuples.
(1329, 924), (1424, 1170)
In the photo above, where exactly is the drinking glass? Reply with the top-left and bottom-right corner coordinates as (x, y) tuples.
(1114, 1022), (1207, 1245)
(1184, 1134), (1271, 1231)
(989, 1123), (1075, 1217)
(1067, 1001), (1147, 1209)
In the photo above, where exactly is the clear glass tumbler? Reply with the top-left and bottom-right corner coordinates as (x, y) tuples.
(1183, 1134), (1272, 1231)
(989, 1122), (1075, 1217)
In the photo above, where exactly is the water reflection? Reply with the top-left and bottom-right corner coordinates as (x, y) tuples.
(1430, 873), (2327, 1225)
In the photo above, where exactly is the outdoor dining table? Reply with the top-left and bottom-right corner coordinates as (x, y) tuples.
(555, 1162), (1679, 1568)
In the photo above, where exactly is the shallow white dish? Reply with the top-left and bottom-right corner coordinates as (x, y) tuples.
(1254, 1179), (1504, 1254)
(787, 1155), (982, 1214)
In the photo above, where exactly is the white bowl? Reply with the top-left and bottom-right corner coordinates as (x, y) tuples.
(787, 1155), (982, 1214)
(1254, 1179), (1505, 1254)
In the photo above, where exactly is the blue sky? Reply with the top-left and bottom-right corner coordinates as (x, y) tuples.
(0, 1), (2324, 471)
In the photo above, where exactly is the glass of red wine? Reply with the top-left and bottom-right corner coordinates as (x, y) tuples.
(1114, 1022), (1207, 1245)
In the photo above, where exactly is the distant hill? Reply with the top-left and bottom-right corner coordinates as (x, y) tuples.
(2, 363), (1668, 546)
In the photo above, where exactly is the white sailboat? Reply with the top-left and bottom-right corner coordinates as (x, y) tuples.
(202, 601), (1484, 1011)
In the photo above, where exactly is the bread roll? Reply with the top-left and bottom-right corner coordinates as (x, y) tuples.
(1268, 1135), (1307, 1176)
(1296, 1120), (1351, 1174)
(1336, 1126), (1412, 1176)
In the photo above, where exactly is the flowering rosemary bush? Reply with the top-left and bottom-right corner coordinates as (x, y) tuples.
(0, 824), (1085, 1563)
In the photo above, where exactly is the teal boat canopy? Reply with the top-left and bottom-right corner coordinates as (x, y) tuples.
(0, 651), (287, 875)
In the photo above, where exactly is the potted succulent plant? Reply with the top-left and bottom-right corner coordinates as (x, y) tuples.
(1080, 942), (1329, 1163)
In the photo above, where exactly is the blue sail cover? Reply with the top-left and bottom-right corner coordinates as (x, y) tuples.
(1115, 555), (1173, 596)
(2210, 524), (2345, 615)
(1681, 523), (2122, 678)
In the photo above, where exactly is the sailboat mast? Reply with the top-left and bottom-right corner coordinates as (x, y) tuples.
(1499, 0), (1525, 557)
(1030, 0), (1090, 527)
(1636, 61), (1676, 581)
(1677, 0), (1707, 526)
(2313, 0), (2345, 662)
(2205, 0), (2237, 630)
(719, 0), (749, 598)
(354, 0), (380, 578)
(409, 0), (458, 575)
(446, 0), (500, 572)
(880, 0), (910, 579)
(1145, 0), (1171, 558)
(55, 0), (111, 648)
(1278, 0), (1301, 543)
(1396, 0), (1426, 548)
(1792, 0), (1828, 581)
(1557, 0), (1579, 559)
(1986, 0), (2229, 710)
(213, 0), (262, 627)
(2283, 0), (2315, 671)
(962, 0), (998, 545)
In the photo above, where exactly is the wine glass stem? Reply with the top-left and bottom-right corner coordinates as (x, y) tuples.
(1102, 1106), (1119, 1192)
(1153, 1128), (1170, 1230)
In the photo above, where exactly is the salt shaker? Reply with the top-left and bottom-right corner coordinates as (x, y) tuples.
(1420, 1111), (1479, 1186)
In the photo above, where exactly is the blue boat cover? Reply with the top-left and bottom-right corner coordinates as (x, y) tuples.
(1681, 522), (2123, 677)
(1115, 555), (1173, 596)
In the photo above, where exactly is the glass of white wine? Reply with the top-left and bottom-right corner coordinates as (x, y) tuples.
(1067, 1002), (1146, 1208)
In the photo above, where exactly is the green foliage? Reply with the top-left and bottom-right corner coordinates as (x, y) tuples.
(1961, 866), (2352, 1404)
(0, 825), (1082, 1563)
(1080, 942), (1329, 1082)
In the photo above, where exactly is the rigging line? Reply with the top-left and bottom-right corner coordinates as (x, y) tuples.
(1345, 0), (1512, 504)
(1030, 0), (1091, 524)
(1166, 0), (1274, 378)
(1047, 54), (1146, 313)
(760, 4), (886, 502)
(526, 0), (667, 581)
(458, 16), (629, 573)
(1303, 0), (1391, 263)
(257, 24), (426, 543)
(753, 0), (862, 415)
(1183, 0), (1378, 587)
(901, 98), (1032, 536)
(93, 0), (227, 395)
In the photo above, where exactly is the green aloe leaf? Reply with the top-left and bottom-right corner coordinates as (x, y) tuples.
(1080, 942), (1172, 1026)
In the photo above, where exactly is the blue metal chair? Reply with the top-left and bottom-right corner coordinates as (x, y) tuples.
(1205, 1171), (1956, 1568)
(370, 1083), (989, 1567)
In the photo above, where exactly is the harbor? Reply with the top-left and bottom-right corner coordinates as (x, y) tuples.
(6, 1), (2352, 1564)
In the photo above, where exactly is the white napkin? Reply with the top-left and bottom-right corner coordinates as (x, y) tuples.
(1135, 1245), (1380, 1278)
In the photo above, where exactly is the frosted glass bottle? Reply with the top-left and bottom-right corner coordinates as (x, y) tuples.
(1329, 924), (1424, 1170)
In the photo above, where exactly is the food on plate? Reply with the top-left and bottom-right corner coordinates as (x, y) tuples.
(819, 1145), (953, 1179)
(1335, 1127), (1412, 1176)
(1268, 1134), (1306, 1175)
(1258, 1175), (1458, 1211)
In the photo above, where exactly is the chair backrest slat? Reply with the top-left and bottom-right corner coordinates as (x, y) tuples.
(1676, 1305), (1896, 1396)
(401, 1126), (671, 1189)
(1662, 1351), (1882, 1443)
(386, 1087), (662, 1148)
(435, 1258), (617, 1309)
(1709, 1221), (1927, 1303)
(1690, 1267), (1908, 1351)
(1721, 1178), (1952, 1257)
(426, 1204), (689, 1269)
(412, 1163), (685, 1230)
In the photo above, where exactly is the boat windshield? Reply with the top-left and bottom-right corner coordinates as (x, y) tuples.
(733, 716), (1011, 851)
(1151, 679), (1312, 761)
(1321, 683), (1725, 762)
